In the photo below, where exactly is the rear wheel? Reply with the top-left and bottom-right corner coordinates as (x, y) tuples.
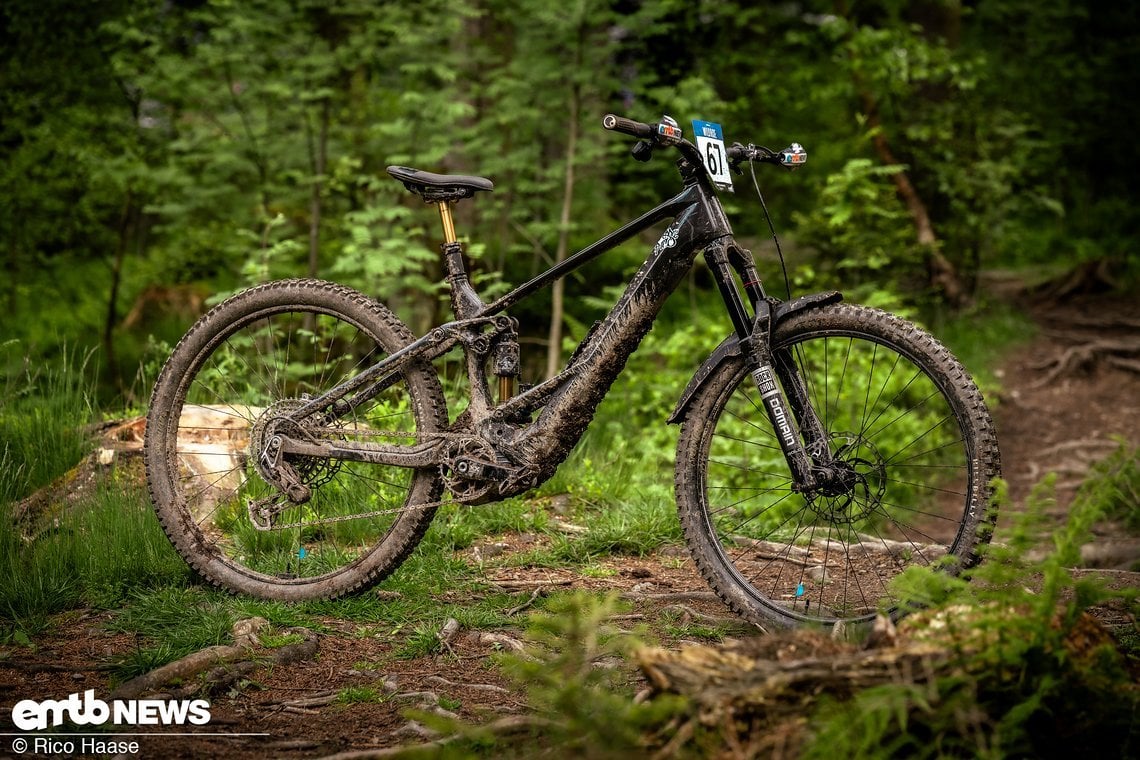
(144, 279), (447, 601)
(675, 304), (1000, 628)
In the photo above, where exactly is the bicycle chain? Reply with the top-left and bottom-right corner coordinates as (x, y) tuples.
(250, 492), (454, 531)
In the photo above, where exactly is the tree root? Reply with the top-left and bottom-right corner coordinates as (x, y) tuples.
(635, 607), (1120, 757)
(1030, 335), (1140, 388)
(620, 590), (720, 603)
(109, 618), (319, 700)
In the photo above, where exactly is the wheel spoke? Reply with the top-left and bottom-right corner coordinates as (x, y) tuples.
(681, 306), (996, 628)
(146, 282), (445, 600)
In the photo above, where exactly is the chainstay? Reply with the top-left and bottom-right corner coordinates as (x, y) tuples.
(245, 428), (475, 529)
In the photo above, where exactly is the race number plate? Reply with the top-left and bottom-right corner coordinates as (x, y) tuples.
(692, 119), (733, 192)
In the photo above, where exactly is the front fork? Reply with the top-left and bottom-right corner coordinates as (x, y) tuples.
(705, 241), (829, 491)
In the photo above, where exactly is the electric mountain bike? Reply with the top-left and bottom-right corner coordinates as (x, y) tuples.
(144, 113), (1000, 629)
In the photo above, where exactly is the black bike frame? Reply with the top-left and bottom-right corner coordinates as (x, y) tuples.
(281, 139), (820, 495)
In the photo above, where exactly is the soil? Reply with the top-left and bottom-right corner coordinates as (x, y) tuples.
(2, 293), (1138, 759)
(994, 294), (1140, 512)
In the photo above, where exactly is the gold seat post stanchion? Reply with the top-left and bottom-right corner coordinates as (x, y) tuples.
(437, 201), (457, 245)
(498, 376), (515, 402)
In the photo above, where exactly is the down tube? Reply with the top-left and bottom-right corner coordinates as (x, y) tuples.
(519, 205), (719, 472)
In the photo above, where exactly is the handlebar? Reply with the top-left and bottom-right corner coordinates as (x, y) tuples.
(601, 114), (654, 139)
(602, 114), (806, 174)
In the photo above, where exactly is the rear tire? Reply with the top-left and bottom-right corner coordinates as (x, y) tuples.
(144, 279), (448, 601)
(675, 304), (1000, 628)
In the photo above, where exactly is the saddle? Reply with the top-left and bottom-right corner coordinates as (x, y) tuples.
(386, 166), (494, 202)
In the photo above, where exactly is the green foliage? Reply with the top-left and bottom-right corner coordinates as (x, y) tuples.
(1071, 439), (1140, 535)
(792, 158), (924, 303)
(336, 686), (387, 705)
(407, 593), (688, 759)
(0, 344), (94, 504)
(802, 477), (1140, 758)
(4, 0), (1139, 399)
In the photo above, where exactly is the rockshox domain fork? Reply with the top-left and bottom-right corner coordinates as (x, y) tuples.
(703, 239), (827, 492)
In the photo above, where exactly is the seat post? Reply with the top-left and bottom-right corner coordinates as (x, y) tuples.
(437, 201), (457, 245)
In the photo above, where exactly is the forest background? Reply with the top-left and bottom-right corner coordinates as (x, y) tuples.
(3, 0), (1138, 405)
(2, 1), (1140, 755)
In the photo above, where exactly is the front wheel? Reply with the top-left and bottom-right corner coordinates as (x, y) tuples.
(675, 304), (1000, 628)
(144, 279), (448, 601)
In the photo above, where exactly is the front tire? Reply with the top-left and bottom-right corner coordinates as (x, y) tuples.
(144, 279), (448, 601)
(675, 304), (1000, 628)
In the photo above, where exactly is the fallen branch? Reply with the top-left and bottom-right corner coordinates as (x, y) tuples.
(315, 716), (558, 760)
(620, 591), (719, 603)
(662, 604), (751, 629)
(471, 632), (527, 654)
(110, 616), (268, 700)
(489, 579), (573, 590)
(505, 588), (543, 617)
(109, 618), (322, 700)
(425, 675), (510, 694)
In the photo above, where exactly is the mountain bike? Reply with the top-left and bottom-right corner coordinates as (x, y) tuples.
(144, 113), (1000, 629)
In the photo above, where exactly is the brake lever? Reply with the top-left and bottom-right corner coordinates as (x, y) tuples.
(631, 140), (654, 162)
(728, 142), (775, 174)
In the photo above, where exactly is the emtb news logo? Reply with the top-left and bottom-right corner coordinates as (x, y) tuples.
(11, 690), (211, 730)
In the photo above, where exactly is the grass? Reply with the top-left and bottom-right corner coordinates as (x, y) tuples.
(336, 686), (387, 705)
(932, 298), (1037, 394)
(0, 481), (192, 637)
(0, 343), (95, 505)
(0, 300), (1095, 746)
(1, 298), (1137, 758)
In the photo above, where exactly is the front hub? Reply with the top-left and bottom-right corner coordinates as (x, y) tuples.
(805, 434), (887, 525)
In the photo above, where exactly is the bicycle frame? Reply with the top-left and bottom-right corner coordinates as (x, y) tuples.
(277, 141), (825, 500)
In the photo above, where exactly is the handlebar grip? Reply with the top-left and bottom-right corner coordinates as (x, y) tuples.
(602, 114), (653, 139)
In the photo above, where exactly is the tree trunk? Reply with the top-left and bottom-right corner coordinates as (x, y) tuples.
(224, 60), (271, 216)
(545, 32), (584, 381)
(858, 89), (967, 306)
(104, 191), (137, 384)
(307, 98), (330, 280)
(836, 0), (968, 306)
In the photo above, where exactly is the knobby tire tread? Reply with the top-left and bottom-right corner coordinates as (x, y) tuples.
(144, 279), (448, 601)
(675, 303), (1001, 629)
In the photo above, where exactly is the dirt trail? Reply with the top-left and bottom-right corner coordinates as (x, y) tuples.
(992, 293), (1140, 551)
(1, 293), (1137, 758)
